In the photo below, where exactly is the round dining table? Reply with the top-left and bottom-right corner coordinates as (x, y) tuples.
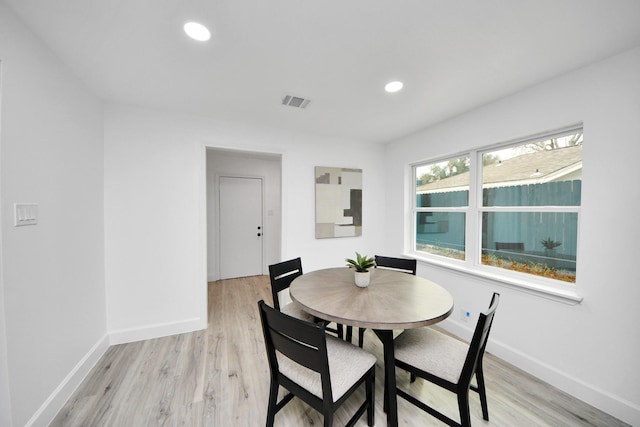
(290, 267), (454, 427)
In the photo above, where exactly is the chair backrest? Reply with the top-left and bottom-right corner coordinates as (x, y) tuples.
(268, 257), (303, 310)
(459, 292), (500, 387)
(374, 255), (417, 275)
(258, 300), (333, 402)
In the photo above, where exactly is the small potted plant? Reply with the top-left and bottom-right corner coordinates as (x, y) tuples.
(540, 237), (561, 257)
(345, 252), (375, 287)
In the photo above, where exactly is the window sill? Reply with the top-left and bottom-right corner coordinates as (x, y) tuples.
(407, 253), (583, 305)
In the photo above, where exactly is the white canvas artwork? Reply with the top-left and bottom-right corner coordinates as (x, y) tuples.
(315, 166), (362, 238)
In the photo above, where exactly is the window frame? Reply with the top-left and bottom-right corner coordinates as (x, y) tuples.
(409, 125), (583, 304)
(413, 153), (471, 262)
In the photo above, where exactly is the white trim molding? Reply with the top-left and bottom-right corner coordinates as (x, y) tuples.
(108, 317), (205, 345)
(442, 319), (639, 426)
(25, 335), (110, 427)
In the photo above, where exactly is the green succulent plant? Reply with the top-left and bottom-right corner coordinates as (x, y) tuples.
(345, 252), (375, 273)
(540, 237), (562, 249)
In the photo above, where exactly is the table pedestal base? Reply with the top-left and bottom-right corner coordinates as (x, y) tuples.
(374, 329), (398, 427)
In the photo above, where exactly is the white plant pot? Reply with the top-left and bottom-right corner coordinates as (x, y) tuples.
(354, 271), (370, 288)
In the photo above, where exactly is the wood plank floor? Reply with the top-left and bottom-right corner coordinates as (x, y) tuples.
(51, 276), (628, 426)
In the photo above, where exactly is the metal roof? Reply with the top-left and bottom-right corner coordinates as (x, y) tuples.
(417, 145), (583, 193)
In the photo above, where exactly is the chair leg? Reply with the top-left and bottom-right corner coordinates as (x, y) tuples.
(346, 325), (353, 343)
(366, 368), (375, 426)
(324, 412), (333, 427)
(266, 380), (278, 427)
(475, 368), (489, 421)
(383, 368), (388, 413)
(457, 391), (471, 427)
(358, 327), (365, 348)
(337, 323), (344, 339)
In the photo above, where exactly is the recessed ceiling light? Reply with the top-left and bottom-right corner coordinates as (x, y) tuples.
(184, 22), (211, 41)
(385, 81), (404, 93)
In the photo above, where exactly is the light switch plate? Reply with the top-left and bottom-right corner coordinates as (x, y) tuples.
(14, 203), (38, 226)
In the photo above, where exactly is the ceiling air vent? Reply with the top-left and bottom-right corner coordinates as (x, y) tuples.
(282, 94), (311, 109)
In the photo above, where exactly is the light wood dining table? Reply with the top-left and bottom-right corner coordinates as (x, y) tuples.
(290, 267), (454, 427)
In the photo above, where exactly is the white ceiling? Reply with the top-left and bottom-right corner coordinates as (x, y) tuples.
(5, 0), (640, 143)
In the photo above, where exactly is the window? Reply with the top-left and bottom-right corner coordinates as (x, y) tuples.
(415, 156), (469, 260)
(413, 126), (582, 286)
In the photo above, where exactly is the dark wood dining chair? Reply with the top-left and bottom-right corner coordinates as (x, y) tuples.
(269, 257), (344, 338)
(268, 257), (315, 322)
(374, 255), (417, 275)
(392, 292), (500, 427)
(258, 300), (376, 427)
(354, 255), (417, 348)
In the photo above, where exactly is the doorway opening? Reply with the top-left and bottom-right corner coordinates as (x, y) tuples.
(205, 148), (282, 281)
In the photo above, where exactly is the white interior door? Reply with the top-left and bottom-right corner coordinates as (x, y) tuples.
(219, 176), (263, 279)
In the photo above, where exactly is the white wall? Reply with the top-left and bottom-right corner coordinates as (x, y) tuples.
(7, 0), (635, 423)
(104, 104), (387, 343)
(0, 2), (107, 425)
(384, 46), (640, 425)
(103, 107), (206, 343)
(206, 149), (282, 281)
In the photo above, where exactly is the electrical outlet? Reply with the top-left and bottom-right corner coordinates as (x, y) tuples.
(460, 309), (472, 322)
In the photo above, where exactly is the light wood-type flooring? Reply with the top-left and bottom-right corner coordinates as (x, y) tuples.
(51, 276), (628, 426)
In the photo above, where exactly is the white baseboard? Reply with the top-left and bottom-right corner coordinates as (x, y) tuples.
(441, 319), (640, 426)
(25, 334), (110, 427)
(108, 316), (206, 345)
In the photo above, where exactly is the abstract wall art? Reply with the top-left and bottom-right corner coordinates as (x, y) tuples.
(315, 166), (362, 238)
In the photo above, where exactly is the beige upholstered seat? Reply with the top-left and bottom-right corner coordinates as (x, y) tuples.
(277, 334), (376, 402)
(394, 327), (468, 384)
(280, 300), (315, 322)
